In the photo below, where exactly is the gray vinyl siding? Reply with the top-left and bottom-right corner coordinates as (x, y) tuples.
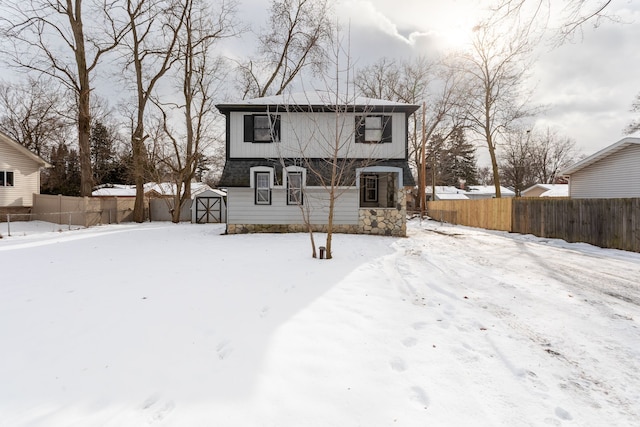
(570, 145), (640, 199)
(226, 187), (359, 225)
(0, 142), (42, 207)
(229, 111), (407, 159)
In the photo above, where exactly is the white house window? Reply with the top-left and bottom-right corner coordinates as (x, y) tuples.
(355, 115), (392, 143)
(365, 116), (383, 142)
(0, 171), (14, 187)
(244, 114), (281, 143)
(255, 171), (271, 204)
(287, 171), (303, 205)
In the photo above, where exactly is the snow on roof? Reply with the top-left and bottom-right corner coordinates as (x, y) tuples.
(561, 137), (640, 175)
(437, 193), (470, 200)
(91, 186), (136, 197)
(216, 91), (420, 113)
(465, 185), (515, 196)
(540, 184), (569, 197)
(92, 182), (215, 198)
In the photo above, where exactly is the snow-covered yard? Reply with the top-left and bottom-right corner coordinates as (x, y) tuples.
(1, 219), (639, 426)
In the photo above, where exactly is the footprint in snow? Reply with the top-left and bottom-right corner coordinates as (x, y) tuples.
(409, 386), (430, 409)
(141, 394), (175, 424)
(402, 337), (417, 347)
(389, 357), (407, 372)
(412, 322), (428, 330)
(217, 340), (233, 360)
(555, 407), (572, 421)
(260, 306), (270, 318)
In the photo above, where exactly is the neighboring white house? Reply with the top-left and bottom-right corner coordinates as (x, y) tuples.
(561, 137), (640, 199)
(522, 184), (569, 198)
(0, 130), (51, 208)
(216, 92), (419, 236)
(464, 185), (515, 200)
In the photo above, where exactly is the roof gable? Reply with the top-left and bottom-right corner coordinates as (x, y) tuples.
(0, 130), (51, 168)
(561, 137), (640, 175)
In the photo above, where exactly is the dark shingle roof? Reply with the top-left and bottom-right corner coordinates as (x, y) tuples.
(219, 158), (415, 188)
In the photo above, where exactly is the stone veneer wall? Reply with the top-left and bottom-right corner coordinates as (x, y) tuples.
(358, 189), (407, 237)
(228, 189), (407, 237)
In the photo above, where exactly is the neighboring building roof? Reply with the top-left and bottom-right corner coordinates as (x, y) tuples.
(465, 185), (515, 197)
(424, 186), (470, 200)
(437, 193), (469, 200)
(540, 185), (569, 197)
(216, 91), (420, 114)
(561, 137), (640, 175)
(522, 183), (569, 198)
(92, 182), (215, 198)
(219, 158), (416, 188)
(92, 184), (136, 197)
(0, 129), (51, 168)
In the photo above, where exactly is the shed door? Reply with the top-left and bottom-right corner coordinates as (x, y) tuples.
(195, 197), (221, 223)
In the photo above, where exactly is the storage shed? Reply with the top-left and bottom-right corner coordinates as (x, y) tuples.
(192, 188), (227, 223)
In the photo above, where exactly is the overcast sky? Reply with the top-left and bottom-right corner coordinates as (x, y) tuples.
(231, 0), (640, 162)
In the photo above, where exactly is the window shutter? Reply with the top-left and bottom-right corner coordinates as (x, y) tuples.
(382, 116), (392, 143)
(243, 115), (254, 142)
(355, 116), (365, 143)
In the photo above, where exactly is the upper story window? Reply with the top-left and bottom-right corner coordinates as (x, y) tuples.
(355, 115), (392, 143)
(244, 114), (281, 143)
(0, 171), (14, 187)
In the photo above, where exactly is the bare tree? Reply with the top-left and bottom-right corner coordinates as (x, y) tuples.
(1, 0), (128, 196)
(0, 77), (71, 159)
(498, 129), (535, 196)
(529, 127), (576, 183)
(491, 0), (616, 42)
(356, 56), (466, 214)
(626, 93), (640, 135)
(236, 0), (334, 99)
(152, 0), (237, 223)
(121, 0), (188, 222)
(461, 19), (541, 198)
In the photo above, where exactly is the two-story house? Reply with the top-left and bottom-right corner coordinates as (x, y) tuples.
(216, 92), (419, 236)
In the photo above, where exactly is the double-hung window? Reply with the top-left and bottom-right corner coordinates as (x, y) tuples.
(364, 116), (383, 142)
(287, 172), (303, 205)
(355, 115), (392, 143)
(244, 114), (281, 143)
(0, 171), (14, 187)
(255, 171), (271, 205)
(364, 174), (378, 202)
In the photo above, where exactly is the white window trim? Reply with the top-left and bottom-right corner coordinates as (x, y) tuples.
(284, 165), (306, 188)
(249, 166), (274, 188)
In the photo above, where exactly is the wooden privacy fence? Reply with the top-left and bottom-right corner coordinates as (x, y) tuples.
(31, 194), (136, 227)
(428, 198), (640, 253)
(427, 198), (513, 231)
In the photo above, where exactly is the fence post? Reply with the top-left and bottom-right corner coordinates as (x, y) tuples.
(7, 213), (10, 237)
(68, 212), (72, 230)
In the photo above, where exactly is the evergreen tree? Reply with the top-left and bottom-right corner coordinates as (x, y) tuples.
(42, 142), (81, 195)
(442, 129), (478, 187)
